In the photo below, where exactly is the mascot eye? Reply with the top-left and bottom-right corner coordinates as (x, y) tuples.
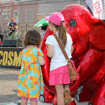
(69, 19), (76, 27)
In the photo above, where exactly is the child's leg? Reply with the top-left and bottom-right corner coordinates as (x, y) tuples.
(55, 84), (64, 105)
(21, 97), (28, 105)
(30, 98), (38, 105)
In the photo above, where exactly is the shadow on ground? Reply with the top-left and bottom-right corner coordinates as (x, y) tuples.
(0, 94), (18, 103)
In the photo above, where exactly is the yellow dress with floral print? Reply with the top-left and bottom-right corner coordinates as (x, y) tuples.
(17, 47), (44, 98)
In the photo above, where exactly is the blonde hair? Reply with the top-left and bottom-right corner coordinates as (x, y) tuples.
(54, 22), (67, 48)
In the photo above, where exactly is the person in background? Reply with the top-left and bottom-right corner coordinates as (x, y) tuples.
(45, 12), (74, 105)
(8, 17), (18, 40)
(38, 23), (48, 47)
(34, 18), (48, 39)
(17, 29), (45, 105)
(40, 24), (48, 39)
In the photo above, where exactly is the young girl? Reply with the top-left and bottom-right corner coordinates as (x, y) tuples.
(46, 12), (74, 105)
(17, 30), (45, 105)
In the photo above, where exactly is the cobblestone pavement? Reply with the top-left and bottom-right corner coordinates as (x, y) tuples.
(0, 68), (88, 105)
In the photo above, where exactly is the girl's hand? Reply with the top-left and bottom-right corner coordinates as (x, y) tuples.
(38, 56), (45, 65)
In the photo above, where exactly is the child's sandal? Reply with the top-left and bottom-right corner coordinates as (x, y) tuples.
(64, 89), (73, 105)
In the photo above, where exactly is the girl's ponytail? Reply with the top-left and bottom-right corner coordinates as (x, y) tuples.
(58, 22), (67, 48)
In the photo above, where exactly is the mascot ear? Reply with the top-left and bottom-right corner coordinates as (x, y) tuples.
(89, 21), (105, 51)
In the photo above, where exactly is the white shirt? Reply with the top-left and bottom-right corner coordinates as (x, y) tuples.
(46, 33), (73, 71)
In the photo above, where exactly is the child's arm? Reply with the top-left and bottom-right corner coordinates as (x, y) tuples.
(71, 46), (74, 54)
(46, 44), (54, 58)
(38, 56), (45, 65)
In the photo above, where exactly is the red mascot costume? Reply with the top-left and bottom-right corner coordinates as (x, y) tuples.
(41, 4), (105, 105)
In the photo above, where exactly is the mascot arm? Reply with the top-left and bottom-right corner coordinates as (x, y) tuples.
(77, 49), (102, 82)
